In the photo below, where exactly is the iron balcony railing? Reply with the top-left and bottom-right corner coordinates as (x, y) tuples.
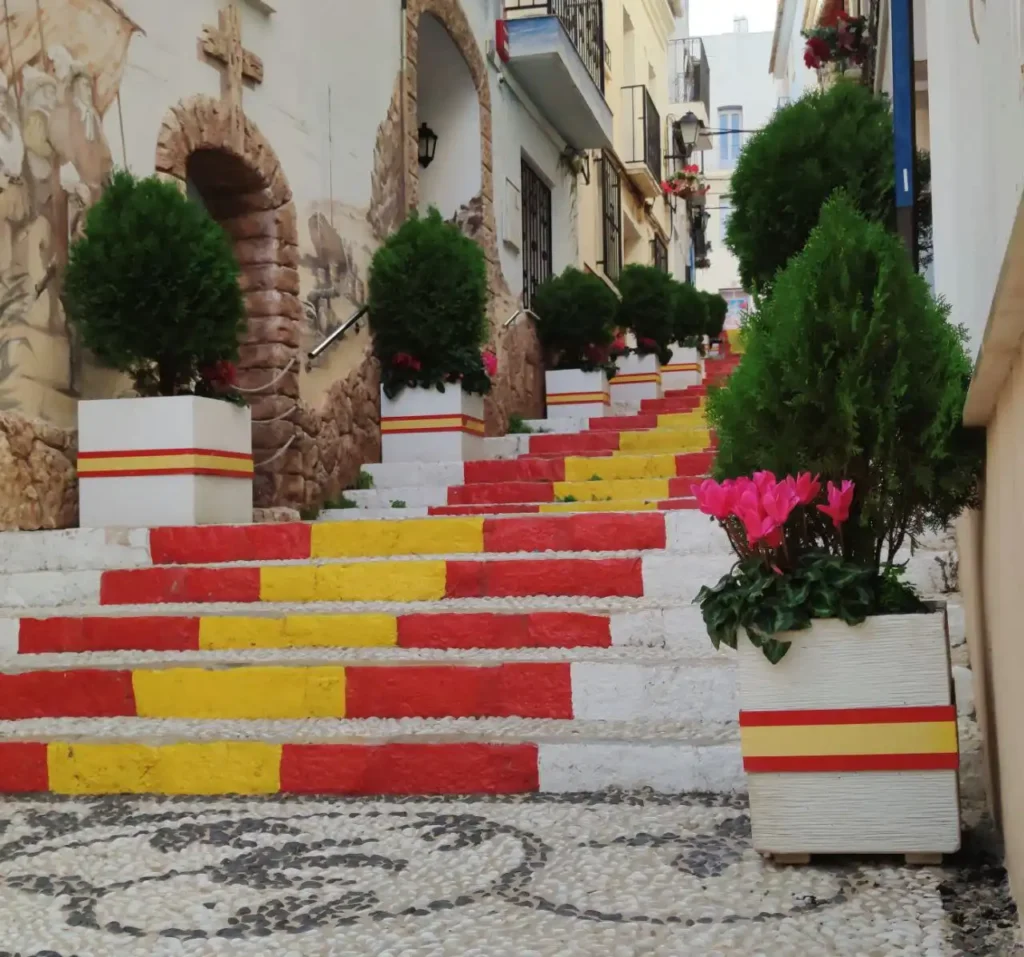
(669, 37), (710, 117)
(620, 84), (661, 184)
(505, 0), (605, 93)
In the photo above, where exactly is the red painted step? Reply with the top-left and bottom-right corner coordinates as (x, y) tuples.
(639, 398), (703, 414)
(98, 557), (646, 605)
(17, 611), (614, 654)
(588, 414), (659, 432)
(461, 451), (713, 485)
(428, 497), (698, 516)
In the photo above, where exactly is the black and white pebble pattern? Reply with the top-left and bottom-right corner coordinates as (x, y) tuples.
(0, 791), (1016, 956)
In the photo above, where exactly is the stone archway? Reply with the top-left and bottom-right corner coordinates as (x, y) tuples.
(154, 95), (304, 508)
(404, 0), (497, 261)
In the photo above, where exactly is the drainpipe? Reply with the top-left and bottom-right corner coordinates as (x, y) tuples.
(400, 0), (409, 218)
(890, 0), (918, 269)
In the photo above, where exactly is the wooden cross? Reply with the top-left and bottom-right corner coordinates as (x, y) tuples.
(200, 3), (264, 152)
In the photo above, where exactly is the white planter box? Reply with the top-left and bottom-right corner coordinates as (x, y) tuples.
(661, 345), (703, 391)
(380, 385), (484, 463)
(738, 612), (961, 859)
(610, 352), (662, 405)
(78, 396), (253, 528)
(544, 369), (610, 420)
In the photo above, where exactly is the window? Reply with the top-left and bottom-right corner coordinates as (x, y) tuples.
(600, 152), (622, 283)
(520, 159), (552, 310)
(652, 235), (668, 273)
(721, 287), (750, 325)
(719, 108), (742, 168)
(720, 196), (732, 244)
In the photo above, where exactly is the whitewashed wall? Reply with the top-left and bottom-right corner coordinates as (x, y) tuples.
(926, 0), (1024, 359)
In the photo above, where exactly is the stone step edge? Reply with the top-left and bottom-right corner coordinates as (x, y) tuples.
(2, 606), (714, 656)
(320, 500), (697, 519)
(0, 725), (743, 795)
(0, 511), (718, 575)
(0, 644), (731, 670)
(0, 655), (737, 724)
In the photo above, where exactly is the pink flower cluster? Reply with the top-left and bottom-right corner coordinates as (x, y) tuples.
(482, 348), (498, 378)
(692, 472), (855, 549)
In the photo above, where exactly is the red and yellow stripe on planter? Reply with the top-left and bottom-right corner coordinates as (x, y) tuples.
(740, 705), (959, 773)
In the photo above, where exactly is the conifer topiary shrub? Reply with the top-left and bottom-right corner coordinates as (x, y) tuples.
(532, 266), (619, 375)
(708, 193), (982, 571)
(368, 208), (490, 400)
(726, 81), (932, 291)
(617, 264), (675, 364)
(672, 281), (708, 349)
(702, 291), (728, 342)
(62, 170), (246, 399)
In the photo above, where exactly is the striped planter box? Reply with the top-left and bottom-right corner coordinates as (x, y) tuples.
(661, 345), (703, 391)
(610, 353), (662, 405)
(544, 369), (610, 419)
(381, 385), (485, 463)
(78, 397), (253, 528)
(738, 612), (960, 862)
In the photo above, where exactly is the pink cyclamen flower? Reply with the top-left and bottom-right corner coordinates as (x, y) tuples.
(785, 471), (822, 506)
(761, 480), (799, 526)
(482, 349), (498, 377)
(817, 479), (855, 529)
(752, 470), (777, 493)
(691, 478), (736, 521)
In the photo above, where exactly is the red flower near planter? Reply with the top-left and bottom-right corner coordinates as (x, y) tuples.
(482, 348), (498, 378)
(199, 359), (238, 391)
(637, 336), (659, 353)
(392, 352), (422, 372)
(610, 333), (628, 356)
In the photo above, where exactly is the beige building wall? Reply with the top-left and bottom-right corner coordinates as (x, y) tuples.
(578, 0), (677, 283)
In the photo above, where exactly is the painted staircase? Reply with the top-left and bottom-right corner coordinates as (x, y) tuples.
(0, 353), (745, 796)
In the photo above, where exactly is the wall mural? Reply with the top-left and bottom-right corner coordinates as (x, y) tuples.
(0, 0), (140, 421)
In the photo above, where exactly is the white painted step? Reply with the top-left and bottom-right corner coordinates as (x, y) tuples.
(0, 716), (744, 793)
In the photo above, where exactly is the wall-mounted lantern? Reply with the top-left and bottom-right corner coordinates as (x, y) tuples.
(418, 123), (438, 168)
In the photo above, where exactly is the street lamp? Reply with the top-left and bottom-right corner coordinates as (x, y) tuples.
(418, 123), (438, 168)
(678, 111), (703, 153)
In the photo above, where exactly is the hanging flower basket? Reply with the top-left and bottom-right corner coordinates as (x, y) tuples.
(803, 11), (869, 72)
(661, 166), (710, 202)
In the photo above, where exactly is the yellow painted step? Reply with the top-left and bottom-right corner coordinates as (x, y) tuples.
(199, 614), (398, 650)
(312, 518), (483, 558)
(552, 478), (670, 503)
(48, 742), (281, 796)
(261, 561), (447, 603)
(563, 453), (681, 482)
(539, 500), (661, 513)
(618, 430), (711, 454)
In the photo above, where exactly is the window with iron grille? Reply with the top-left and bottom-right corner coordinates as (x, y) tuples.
(600, 153), (622, 283)
(521, 159), (552, 310)
(652, 236), (668, 273)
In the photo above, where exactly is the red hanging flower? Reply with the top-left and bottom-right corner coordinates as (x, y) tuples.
(482, 348), (498, 378)
(392, 352), (422, 372)
(199, 359), (238, 390)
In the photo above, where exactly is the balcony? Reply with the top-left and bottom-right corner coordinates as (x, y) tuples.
(618, 84), (661, 199)
(502, 0), (613, 150)
(669, 38), (712, 135)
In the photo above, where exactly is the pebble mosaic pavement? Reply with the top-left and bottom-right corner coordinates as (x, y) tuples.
(0, 787), (1018, 957)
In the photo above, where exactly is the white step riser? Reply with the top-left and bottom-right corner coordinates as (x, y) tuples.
(539, 742), (743, 793)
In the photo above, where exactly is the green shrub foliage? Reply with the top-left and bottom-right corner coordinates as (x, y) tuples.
(368, 209), (490, 399)
(617, 265), (675, 364)
(62, 170), (246, 397)
(702, 291), (728, 340)
(532, 267), (619, 374)
(726, 81), (932, 291)
(709, 193), (982, 570)
(672, 281), (708, 347)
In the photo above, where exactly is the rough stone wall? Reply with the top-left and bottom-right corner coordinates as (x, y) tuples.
(0, 413), (77, 531)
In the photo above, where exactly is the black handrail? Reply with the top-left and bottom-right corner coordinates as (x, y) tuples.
(621, 84), (661, 183)
(669, 37), (711, 118)
(306, 304), (368, 370)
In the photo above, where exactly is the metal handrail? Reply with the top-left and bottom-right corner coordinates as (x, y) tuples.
(503, 307), (542, 329)
(306, 305), (368, 369)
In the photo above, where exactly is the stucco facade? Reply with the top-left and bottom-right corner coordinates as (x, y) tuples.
(577, 0), (682, 284)
(929, 0), (1024, 910)
(0, 0), (616, 524)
